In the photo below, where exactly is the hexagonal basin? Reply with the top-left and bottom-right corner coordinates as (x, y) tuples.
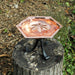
(16, 16), (62, 38)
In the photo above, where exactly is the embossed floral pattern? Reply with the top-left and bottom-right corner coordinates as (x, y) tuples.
(30, 21), (51, 32)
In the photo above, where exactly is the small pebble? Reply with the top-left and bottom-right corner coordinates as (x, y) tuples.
(12, 34), (15, 37)
(29, 63), (34, 68)
(10, 15), (13, 17)
(58, 36), (60, 39)
(43, 62), (45, 64)
(6, 14), (9, 18)
(30, 56), (35, 60)
(28, 62), (30, 64)
(14, 4), (18, 8)
(34, 63), (37, 67)
(24, 52), (28, 55)
(58, 53), (61, 55)
(35, 68), (38, 71)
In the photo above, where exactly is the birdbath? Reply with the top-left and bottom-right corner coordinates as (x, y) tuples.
(16, 16), (62, 60)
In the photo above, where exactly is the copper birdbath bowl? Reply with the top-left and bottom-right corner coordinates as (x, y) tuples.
(16, 16), (62, 60)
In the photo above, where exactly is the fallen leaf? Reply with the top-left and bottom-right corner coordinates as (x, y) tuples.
(0, 54), (9, 58)
(71, 35), (75, 39)
(8, 63), (12, 66)
(65, 10), (69, 14)
(2, 69), (8, 75)
(0, 46), (4, 48)
(11, 68), (14, 72)
(8, 33), (12, 37)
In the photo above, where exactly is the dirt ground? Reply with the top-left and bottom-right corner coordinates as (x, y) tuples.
(0, 0), (71, 75)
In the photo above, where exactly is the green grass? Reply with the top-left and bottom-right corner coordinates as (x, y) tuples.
(4, 29), (8, 33)
(0, 9), (2, 14)
(56, 1), (75, 75)
(72, 9), (75, 14)
(66, 2), (70, 7)
(20, 0), (25, 3)
(56, 19), (75, 75)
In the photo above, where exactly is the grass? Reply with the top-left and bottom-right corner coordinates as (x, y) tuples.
(0, 9), (2, 14)
(4, 29), (8, 33)
(72, 9), (75, 14)
(56, 1), (75, 75)
(20, 0), (25, 3)
(56, 16), (75, 75)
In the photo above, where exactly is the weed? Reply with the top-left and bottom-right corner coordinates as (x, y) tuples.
(4, 29), (8, 33)
(0, 9), (2, 14)
(20, 0), (25, 3)
(66, 2), (70, 7)
(72, 9), (75, 14)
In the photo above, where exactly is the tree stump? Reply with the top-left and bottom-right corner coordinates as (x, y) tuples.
(12, 1), (66, 75)
(12, 38), (64, 75)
